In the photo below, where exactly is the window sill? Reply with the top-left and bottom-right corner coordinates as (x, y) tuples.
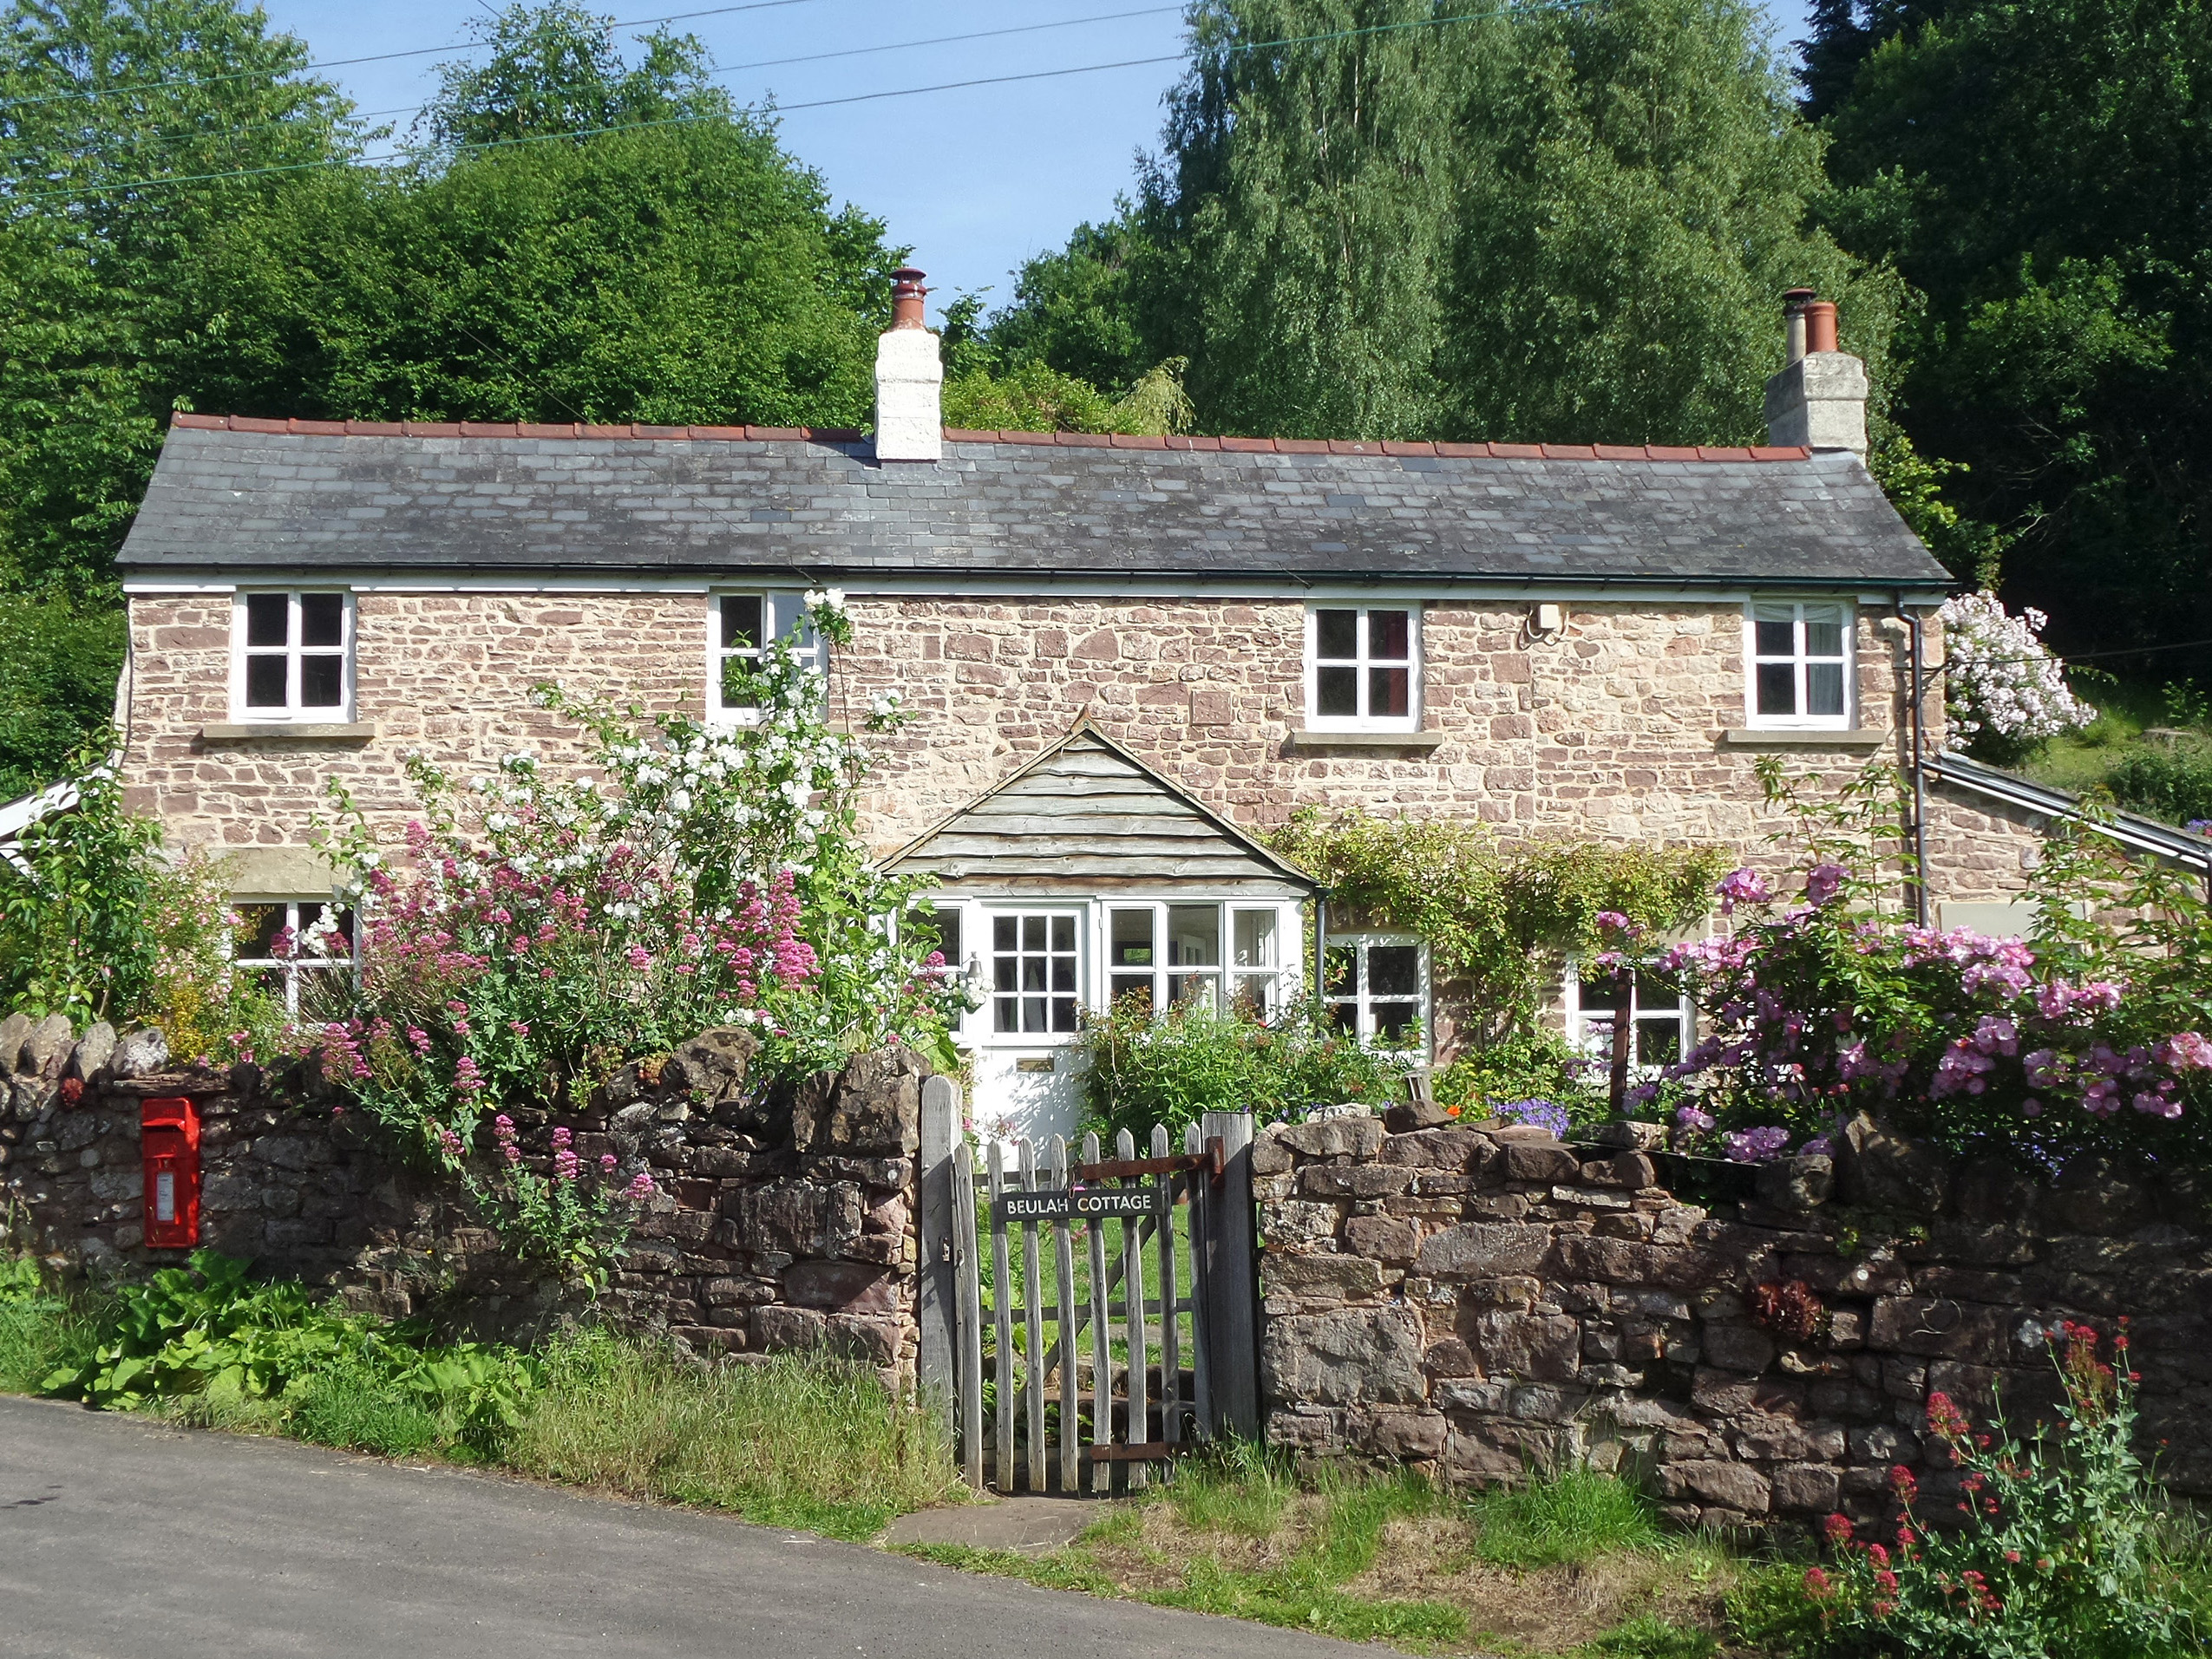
(1290, 728), (1443, 751)
(200, 721), (376, 742)
(1720, 727), (1887, 749)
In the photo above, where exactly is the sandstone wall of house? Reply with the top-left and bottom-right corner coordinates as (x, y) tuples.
(125, 590), (1987, 894)
(0, 1011), (926, 1389)
(1255, 1114), (2212, 1523)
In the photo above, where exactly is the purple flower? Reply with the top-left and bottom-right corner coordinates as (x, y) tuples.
(1724, 1125), (1792, 1164)
(1717, 868), (1772, 914)
(1495, 1099), (1572, 1139)
(599, 1153), (618, 1172)
(2159, 1031), (2212, 1072)
(1674, 1104), (1716, 1133)
(1804, 863), (1849, 905)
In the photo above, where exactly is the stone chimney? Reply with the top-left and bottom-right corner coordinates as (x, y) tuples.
(874, 266), (942, 463)
(1764, 288), (1868, 461)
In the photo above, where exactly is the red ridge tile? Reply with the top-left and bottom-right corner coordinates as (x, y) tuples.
(941, 428), (1001, 443)
(171, 412), (227, 428)
(1431, 441), (1489, 458)
(743, 426), (807, 441)
(1220, 436), (1277, 452)
(457, 421), (518, 437)
(581, 423), (632, 438)
(231, 415), (289, 434)
(1053, 431), (1113, 447)
(1750, 445), (1811, 461)
(629, 423), (688, 438)
(999, 429), (1057, 445)
(1541, 443), (1598, 460)
(517, 422), (581, 439)
(1381, 441), (1436, 456)
(1696, 446), (1754, 460)
(402, 421), (462, 436)
(1168, 434), (1222, 450)
(1645, 445), (1700, 460)
(1489, 442), (1544, 459)
(1277, 439), (1330, 454)
(687, 424), (748, 441)
(1108, 433), (1169, 448)
(1592, 444), (1646, 460)
(344, 420), (404, 436)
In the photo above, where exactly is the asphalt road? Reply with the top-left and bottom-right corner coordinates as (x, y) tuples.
(0, 1394), (1363, 1659)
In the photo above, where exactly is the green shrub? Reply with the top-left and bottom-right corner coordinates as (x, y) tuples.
(1434, 1028), (1603, 1121)
(1077, 998), (1410, 1146)
(1467, 1466), (1665, 1569)
(501, 1327), (960, 1539)
(2105, 742), (2212, 830)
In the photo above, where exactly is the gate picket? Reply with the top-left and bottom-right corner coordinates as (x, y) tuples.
(1018, 1138), (1046, 1492)
(1116, 1127), (1149, 1492)
(1050, 1134), (1079, 1495)
(988, 1140), (1015, 1492)
(1152, 1123), (1182, 1450)
(952, 1139), (984, 1491)
(1182, 1120), (1214, 1440)
(1083, 1130), (1111, 1495)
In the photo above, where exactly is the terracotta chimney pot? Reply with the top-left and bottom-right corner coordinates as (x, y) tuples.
(890, 266), (928, 330)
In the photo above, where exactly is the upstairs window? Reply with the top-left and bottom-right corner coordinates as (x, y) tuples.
(234, 591), (351, 721)
(1306, 605), (1419, 731)
(712, 592), (821, 723)
(1747, 601), (1850, 728)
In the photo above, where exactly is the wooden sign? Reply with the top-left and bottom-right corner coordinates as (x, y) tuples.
(998, 1185), (1162, 1221)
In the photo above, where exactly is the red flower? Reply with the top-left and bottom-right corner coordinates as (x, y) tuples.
(1890, 1465), (1920, 1502)
(1823, 1512), (1855, 1547)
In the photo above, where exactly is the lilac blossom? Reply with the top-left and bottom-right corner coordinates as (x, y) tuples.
(1723, 1125), (1792, 1163)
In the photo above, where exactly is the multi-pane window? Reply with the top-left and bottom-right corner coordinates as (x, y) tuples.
(1324, 934), (1426, 1047)
(991, 912), (1078, 1035)
(712, 592), (821, 722)
(237, 592), (350, 720)
(236, 898), (354, 1017)
(1307, 606), (1418, 730)
(1107, 903), (1286, 1017)
(1566, 962), (1692, 1073)
(1748, 601), (1850, 727)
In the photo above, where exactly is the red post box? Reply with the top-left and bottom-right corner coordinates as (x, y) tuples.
(141, 1096), (201, 1248)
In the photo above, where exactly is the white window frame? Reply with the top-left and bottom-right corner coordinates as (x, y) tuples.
(1103, 899), (1292, 1021)
(1305, 604), (1422, 733)
(982, 905), (1085, 1043)
(1744, 599), (1853, 730)
(229, 591), (355, 722)
(1563, 958), (1694, 1078)
(1322, 931), (1430, 1054)
(232, 897), (356, 1018)
(707, 591), (822, 727)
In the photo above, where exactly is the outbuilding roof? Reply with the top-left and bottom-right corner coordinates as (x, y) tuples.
(118, 415), (1950, 591)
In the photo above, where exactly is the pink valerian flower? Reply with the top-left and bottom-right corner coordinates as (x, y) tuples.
(454, 1055), (485, 1094)
(625, 1171), (658, 1200)
(1717, 867), (1772, 914)
(599, 1153), (618, 1172)
(551, 1126), (573, 1150)
(625, 944), (652, 970)
(553, 1149), (580, 1182)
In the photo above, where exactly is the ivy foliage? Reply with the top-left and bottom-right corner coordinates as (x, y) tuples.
(1266, 808), (1725, 1034)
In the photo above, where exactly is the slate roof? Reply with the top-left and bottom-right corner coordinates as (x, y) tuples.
(118, 415), (1950, 590)
(886, 722), (1319, 896)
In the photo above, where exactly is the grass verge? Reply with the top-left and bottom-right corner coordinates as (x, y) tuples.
(893, 1445), (1742, 1657)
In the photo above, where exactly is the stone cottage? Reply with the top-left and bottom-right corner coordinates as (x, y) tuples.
(109, 272), (2193, 1136)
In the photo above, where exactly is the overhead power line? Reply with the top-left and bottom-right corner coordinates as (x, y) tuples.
(0, 5), (1182, 167)
(0, 0), (834, 114)
(1, 0), (1589, 206)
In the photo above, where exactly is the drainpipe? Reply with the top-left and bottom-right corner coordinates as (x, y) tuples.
(1903, 597), (1932, 926)
(1312, 887), (1331, 1009)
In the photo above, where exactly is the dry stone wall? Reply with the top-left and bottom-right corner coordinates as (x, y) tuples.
(1255, 1112), (2212, 1525)
(0, 1010), (928, 1390)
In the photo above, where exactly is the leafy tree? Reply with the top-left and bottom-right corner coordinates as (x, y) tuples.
(419, 0), (730, 150)
(1818, 0), (2212, 679)
(999, 0), (1897, 447)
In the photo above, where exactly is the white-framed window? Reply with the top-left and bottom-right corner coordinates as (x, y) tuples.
(1306, 604), (1420, 731)
(232, 591), (353, 721)
(1106, 901), (1287, 1018)
(235, 898), (355, 1017)
(1323, 932), (1428, 1048)
(1746, 600), (1851, 728)
(989, 911), (1081, 1036)
(1564, 960), (1692, 1074)
(710, 591), (821, 724)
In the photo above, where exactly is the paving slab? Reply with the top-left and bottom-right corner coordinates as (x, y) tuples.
(882, 1494), (1101, 1555)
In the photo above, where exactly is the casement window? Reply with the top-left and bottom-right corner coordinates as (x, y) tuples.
(1746, 601), (1851, 728)
(1306, 605), (1420, 731)
(1323, 932), (1427, 1048)
(235, 898), (355, 1017)
(991, 911), (1080, 1035)
(1107, 902), (1286, 1018)
(710, 592), (821, 722)
(1564, 960), (1692, 1073)
(232, 591), (352, 721)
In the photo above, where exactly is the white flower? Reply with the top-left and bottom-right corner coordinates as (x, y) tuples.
(824, 587), (847, 611)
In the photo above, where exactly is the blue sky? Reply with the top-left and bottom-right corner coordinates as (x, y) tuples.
(259, 0), (1817, 325)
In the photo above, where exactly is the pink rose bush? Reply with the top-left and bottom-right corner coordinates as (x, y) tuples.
(307, 595), (966, 1275)
(1645, 807), (2212, 1167)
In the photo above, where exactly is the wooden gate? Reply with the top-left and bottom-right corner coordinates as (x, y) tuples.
(917, 1083), (1258, 1492)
